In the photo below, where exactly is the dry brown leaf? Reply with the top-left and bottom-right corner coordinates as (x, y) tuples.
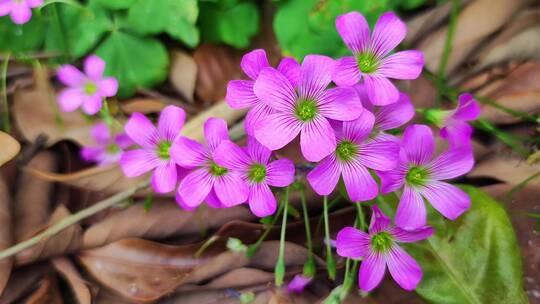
(82, 201), (254, 249)
(405, 1), (454, 46)
(199, 267), (274, 290)
(0, 132), (20, 167)
(13, 67), (93, 147)
(0, 264), (48, 304)
(25, 272), (62, 304)
(170, 50), (198, 103)
(469, 155), (540, 187)
(418, 0), (527, 76)
(52, 258), (92, 304)
(16, 205), (83, 266)
(14, 151), (56, 241)
(120, 98), (166, 115)
(0, 176), (12, 295)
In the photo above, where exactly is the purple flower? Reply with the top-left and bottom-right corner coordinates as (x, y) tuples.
(336, 205), (433, 292)
(286, 274), (313, 293)
(307, 110), (399, 202)
(226, 49), (300, 136)
(214, 137), (295, 217)
(120, 105), (185, 194)
(57, 55), (118, 115)
(170, 117), (248, 209)
(378, 124), (474, 230)
(0, 0), (42, 24)
(440, 93), (480, 148)
(253, 55), (363, 162)
(80, 122), (133, 165)
(333, 11), (424, 105)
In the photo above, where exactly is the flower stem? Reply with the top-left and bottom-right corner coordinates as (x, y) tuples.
(323, 196), (336, 280)
(275, 187), (289, 286)
(1, 53), (11, 132)
(435, 0), (459, 106)
(300, 189), (316, 277)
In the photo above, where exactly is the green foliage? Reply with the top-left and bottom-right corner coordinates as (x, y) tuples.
(198, 0), (259, 49)
(0, 14), (45, 53)
(92, 0), (137, 10)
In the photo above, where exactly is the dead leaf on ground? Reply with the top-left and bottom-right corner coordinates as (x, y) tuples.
(25, 272), (62, 304)
(16, 205), (83, 266)
(12, 67), (93, 147)
(52, 258), (93, 304)
(0, 175), (12, 295)
(170, 50), (198, 103)
(469, 155), (540, 187)
(0, 132), (20, 167)
(0, 263), (48, 304)
(120, 98), (166, 115)
(405, 1), (455, 46)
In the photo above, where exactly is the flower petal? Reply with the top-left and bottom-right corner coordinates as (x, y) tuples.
(386, 245), (422, 291)
(364, 75), (399, 106)
(26, 0), (43, 8)
(90, 122), (110, 144)
(318, 87), (363, 121)
(390, 226), (433, 243)
(119, 149), (159, 177)
(214, 173), (248, 207)
(244, 103), (274, 137)
(369, 205), (391, 234)
(97, 77), (118, 97)
(376, 93), (414, 130)
(82, 95), (103, 115)
(370, 12), (406, 58)
(342, 161), (378, 202)
(336, 11), (370, 54)
(0, 0), (13, 16)
(226, 80), (258, 109)
(332, 56), (361, 87)
(247, 136), (271, 164)
(158, 105), (186, 142)
(266, 158), (295, 187)
(254, 67), (296, 112)
(80, 147), (105, 163)
(336, 227), (370, 258)
(205, 188), (226, 209)
(298, 55), (334, 99)
(454, 93), (480, 121)
(358, 140), (399, 171)
(125, 113), (159, 148)
(248, 183), (277, 217)
(84, 55), (105, 81)
(379, 51), (424, 80)
(214, 140), (251, 170)
(300, 116), (336, 162)
(241, 49), (269, 80)
(395, 186), (426, 230)
(170, 136), (209, 167)
(204, 117), (229, 151)
(359, 252), (386, 292)
(420, 181), (470, 220)
(58, 88), (85, 112)
(342, 110), (374, 143)
(287, 274), (312, 293)
(10, 3), (31, 24)
(57, 65), (85, 87)
(175, 191), (197, 211)
(428, 147), (474, 180)
(151, 162), (177, 193)
(401, 124), (435, 166)
(307, 154), (341, 196)
(440, 121), (474, 149)
(178, 168), (214, 208)
(255, 113), (302, 151)
(277, 57), (301, 87)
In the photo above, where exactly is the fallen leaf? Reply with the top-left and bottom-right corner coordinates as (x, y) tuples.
(25, 272), (62, 304)
(14, 151), (56, 241)
(196, 267), (274, 290)
(12, 67), (93, 147)
(120, 98), (166, 115)
(0, 132), (20, 167)
(0, 175), (12, 294)
(169, 50), (198, 103)
(0, 263), (48, 304)
(405, 1), (455, 46)
(52, 258), (93, 304)
(469, 155), (540, 187)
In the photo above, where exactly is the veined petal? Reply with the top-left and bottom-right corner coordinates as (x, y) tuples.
(386, 245), (422, 291)
(420, 181), (470, 220)
(226, 80), (258, 109)
(81, 95), (103, 115)
(277, 57), (301, 87)
(205, 188), (226, 209)
(358, 140), (399, 171)
(440, 121), (474, 149)
(427, 147), (474, 180)
(84, 55), (105, 81)
(335, 11), (370, 53)
(390, 226), (433, 243)
(299, 55), (334, 99)
(97, 77), (118, 97)
(247, 136), (271, 164)
(58, 88), (85, 112)
(369, 205), (391, 234)
(454, 93), (480, 121)
(300, 116), (336, 162)
(125, 113), (159, 148)
(395, 186), (426, 230)
(151, 162), (177, 193)
(376, 93), (414, 130)
(158, 105), (186, 142)
(401, 124), (435, 166)
(318, 86), (363, 121)
(254, 112), (302, 151)
(249, 183), (277, 217)
(307, 154), (341, 196)
(241, 49), (269, 80)
(336, 227), (370, 258)
(359, 252), (386, 292)
(57, 65), (85, 87)
(214, 140), (251, 170)
(175, 191), (197, 211)
(178, 168), (214, 208)
(378, 163), (407, 194)
(214, 173), (248, 207)
(170, 136), (209, 167)
(342, 161), (378, 202)
(244, 103), (274, 137)
(343, 110), (374, 143)
(204, 117), (229, 152)
(254, 67), (297, 112)
(119, 149), (159, 177)
(332, 56), (361, 87)
(370, 12), (407, 58)
(364, 75), (399, 106)
(266, 158), (295, 187)
(379, 51), (424, 80)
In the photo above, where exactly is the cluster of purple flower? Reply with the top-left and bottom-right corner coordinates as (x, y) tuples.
(0, 0), (42, 24)
(56, 10), (480, 295)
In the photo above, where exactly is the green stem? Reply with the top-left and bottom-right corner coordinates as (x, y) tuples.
(246, 193), (286, 258)
(50, 3), (71, 62)
(355, 203), (367, 230)
(300, 189), (316, 277)
(1, 53), (10, 132)
(323, 196), (336, 280)
(275, 187), (289, 286)
(472, 119), (529, 157)
(507, 171), (540, 199)
(435, 0), (459, 106)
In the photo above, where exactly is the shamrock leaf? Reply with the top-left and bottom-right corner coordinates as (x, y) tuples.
(0, 14), (45, 53)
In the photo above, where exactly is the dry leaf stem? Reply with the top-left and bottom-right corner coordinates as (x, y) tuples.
(1, 53), (11, 132)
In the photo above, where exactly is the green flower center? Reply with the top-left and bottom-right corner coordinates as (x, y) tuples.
(370, 231), (394, 253)
(209, 161), (228, 177)
(106, 143), (120, 154)
(335, 140), (358, 162)
(406, 166), (429, 187)
(84, 82), (98, 95)
(294, 99), (318, 122)
(356, 52), (379, 74)
(156, 141), (172, 160)
(248, 163), (267, 183)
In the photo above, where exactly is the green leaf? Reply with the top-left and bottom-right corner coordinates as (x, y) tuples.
(0, 14), (45, 53)
(95, 31), (169, 97)
(126, 0), (199, 47)
(91, 0), (137, 10)
(273, 0), (392, 60)
(406, 186), (528, 304)
(198, 0), (259, 49)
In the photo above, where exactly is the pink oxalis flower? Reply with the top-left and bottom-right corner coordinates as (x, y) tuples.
(81, 122), (132, 165)
(378, 124), (474, 230)
(214, 137), (295, 217)
(170, 118), (248, 209)
(254, 55), (363, 162)
(333, 12), (424, 105)
(57, 55), (118, 115)
(120, 105), (185, 194)
(336, 206), (433, 292)
(286, 274), (313, 293)
(226, 49), (300, 136)
(0, 0), (42, 24)
(307, 110), (399, 202)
